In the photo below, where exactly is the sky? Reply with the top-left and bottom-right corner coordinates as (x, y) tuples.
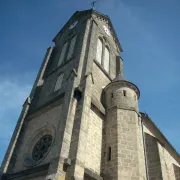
(0, 0), (180, 165)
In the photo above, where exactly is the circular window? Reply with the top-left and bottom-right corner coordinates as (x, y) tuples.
(32, 135), (53, 161)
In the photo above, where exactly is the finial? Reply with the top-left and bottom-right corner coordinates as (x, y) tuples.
(91, 0), (99, 10)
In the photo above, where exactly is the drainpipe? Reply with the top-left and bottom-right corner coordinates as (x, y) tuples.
(141, 113), (149, 180)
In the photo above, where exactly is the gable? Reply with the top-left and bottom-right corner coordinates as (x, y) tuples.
(92, 10), (123, 52)
(52, 9), (123, 53)
(52, 10), (92, 44)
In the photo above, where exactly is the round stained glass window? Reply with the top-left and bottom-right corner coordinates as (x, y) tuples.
(32, 135), (53, 161)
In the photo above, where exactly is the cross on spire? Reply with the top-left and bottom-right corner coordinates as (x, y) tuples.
(91, 0), (99, 10)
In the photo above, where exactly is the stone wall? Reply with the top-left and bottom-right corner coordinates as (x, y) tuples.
(173, 164), (180, 180)
(12, 104), (63, 173)
(26, 175), (46, 180)
(30, 13), (88, 112)
(92, 14), (120, 80)
(116, 110), (145, 180)
(143, 124), (180, 180)
(144, 133), (163, 180)
(92, 62), (110, 105)
(85, 108), (103, 175)
(9, 175), (46, 180)
(102, 108), (146, 180)
(162, 145), (180, 180)
(84, 175), (94, 180)
(105, 85), (138, 111)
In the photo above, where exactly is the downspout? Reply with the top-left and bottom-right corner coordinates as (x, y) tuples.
(141, 114), (149, 180)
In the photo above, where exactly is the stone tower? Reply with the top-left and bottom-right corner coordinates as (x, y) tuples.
(103, 74), (146, 179)
(0, 9), (147, 180)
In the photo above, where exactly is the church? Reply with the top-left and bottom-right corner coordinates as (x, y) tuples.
(1, 9), (180, 180)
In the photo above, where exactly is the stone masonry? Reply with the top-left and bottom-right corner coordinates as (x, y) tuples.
(1, 9), (180, 180)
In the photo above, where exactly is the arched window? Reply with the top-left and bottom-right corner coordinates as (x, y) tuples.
(58, 42), (68, 66)
(96, 38), (103, 64)
(54, 73), (64, 92)
(67, 35), (77, 60)
(104, 46), (110, 72)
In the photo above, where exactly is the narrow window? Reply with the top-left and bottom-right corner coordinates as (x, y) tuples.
(54, 74), (64, 92)
(67, 35), (77, 60)
(108, 147), (111, 161)
(96, 38), (103, 64)
(104, 46), (110, 73)
(123, 90), (127, 96)
(111, 93), (113, 98)
(58, 42), (68, 66)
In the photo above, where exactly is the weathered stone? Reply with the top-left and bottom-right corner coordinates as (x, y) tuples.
(1, 9), (180, 180)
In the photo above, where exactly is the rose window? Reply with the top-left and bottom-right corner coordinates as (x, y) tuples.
(32, 135), (52, 161)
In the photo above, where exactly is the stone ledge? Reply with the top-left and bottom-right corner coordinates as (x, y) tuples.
(27, 92), (65, 120)
(64, 158), (71, 166)
(7, 163), (49, 180)
(84, 168), (103, 180)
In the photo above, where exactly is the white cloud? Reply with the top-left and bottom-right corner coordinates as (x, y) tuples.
(0, 78), (31, 163)
(0, 80), (31, 110)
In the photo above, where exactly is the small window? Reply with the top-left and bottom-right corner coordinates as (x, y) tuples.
(123, 90), (127, 96)
(96, 38), (103, 64)
(67, 35), (77, 60)
(108, 147), (111, 161)
(58, 42), (68, 66)
(104, 46), (110, 72)
(54, 74), (64, 92)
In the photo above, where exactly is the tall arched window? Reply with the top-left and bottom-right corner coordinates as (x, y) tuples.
(104, 46), (110, 72)
(58, 42), (68, 66)
(96, 38), (103, 64)
(54, 73), (64, 92)
(67, 35), (77, 60)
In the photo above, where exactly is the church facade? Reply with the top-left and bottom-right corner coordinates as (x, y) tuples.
(1, 9), (180, 180)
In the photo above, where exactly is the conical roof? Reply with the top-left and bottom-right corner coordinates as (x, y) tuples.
(112, 74), (127, 82)
(106, 73), (140, 99)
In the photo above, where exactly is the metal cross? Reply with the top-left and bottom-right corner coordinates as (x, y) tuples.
(91, 0), (99, 10)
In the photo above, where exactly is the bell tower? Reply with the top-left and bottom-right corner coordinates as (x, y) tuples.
(1, 9), (146, 180)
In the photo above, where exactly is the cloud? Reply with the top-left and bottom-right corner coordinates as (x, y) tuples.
(0, 80), (31, 110)
(0, 77), (31, 164)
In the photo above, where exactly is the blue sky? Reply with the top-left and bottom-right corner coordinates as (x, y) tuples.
(0, 0), (180, 164)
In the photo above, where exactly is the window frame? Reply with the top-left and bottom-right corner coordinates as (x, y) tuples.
(96, 38), (103, 65)
(54, 73), (64, 92)
(66, 35), (77, 61)
(57, 34), (77, 67)
(95, 36), (111, 74)
(103, 45), (110, 73)
(57, 41), (68, 67)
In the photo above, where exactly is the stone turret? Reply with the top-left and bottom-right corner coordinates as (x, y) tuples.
(104, 74), (140, 111)
(102, 73), (146, 180)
